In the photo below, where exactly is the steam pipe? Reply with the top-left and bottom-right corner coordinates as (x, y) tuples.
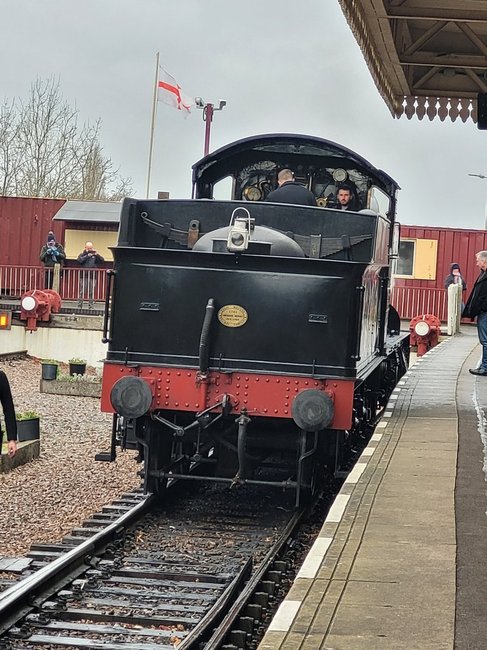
(199, 298), (215, 374)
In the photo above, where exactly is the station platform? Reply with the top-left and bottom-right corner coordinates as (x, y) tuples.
(259, 327), (487, 650)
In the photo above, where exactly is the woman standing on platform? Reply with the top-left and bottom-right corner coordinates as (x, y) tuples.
(0, 371), (17, 457)
(445, 262), (467, 311)
(445, 263), (467, 292)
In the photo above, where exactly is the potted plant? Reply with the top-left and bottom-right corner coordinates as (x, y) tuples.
(16, 411), (40, 442)
(69, 358), (87, 376)
(41, 359), (58, 380)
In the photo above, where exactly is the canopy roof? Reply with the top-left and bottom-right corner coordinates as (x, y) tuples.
(53, 200), (121, 223)
(339, 0), (487, 122)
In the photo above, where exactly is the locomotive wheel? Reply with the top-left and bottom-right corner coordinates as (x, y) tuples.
(137, 417), (173, 495)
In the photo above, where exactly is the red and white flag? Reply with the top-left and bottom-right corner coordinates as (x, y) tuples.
(157, 68), (194, 115)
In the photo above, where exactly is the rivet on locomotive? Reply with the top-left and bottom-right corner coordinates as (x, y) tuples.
(98, 134), (409, 507)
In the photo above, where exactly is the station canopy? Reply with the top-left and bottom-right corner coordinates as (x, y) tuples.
(53, 200), (121, 223)
(338, 0), (487, 123)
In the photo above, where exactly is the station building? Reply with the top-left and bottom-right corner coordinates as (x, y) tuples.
(392, 224), (487, 322)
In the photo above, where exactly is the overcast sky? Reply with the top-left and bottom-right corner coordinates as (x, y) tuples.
(3, 0), (487, 229)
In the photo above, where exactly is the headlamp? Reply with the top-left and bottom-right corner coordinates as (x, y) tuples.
(227, 207), (254, 253)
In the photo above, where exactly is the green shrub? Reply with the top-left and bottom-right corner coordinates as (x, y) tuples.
(42, 359), (58, 365)
(69, 358), (87, 364)
(17, 411), (40, 421)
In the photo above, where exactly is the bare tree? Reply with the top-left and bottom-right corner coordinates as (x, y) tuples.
(0, 77), (133, 200)
(70, 126), (133, 201)
(0, 100), (22, 195)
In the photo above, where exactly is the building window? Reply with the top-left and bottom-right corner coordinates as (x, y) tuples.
(395, 238), (437, 280)
(396, 240), (415, 276)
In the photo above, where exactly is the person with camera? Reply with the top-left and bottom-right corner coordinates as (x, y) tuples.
(39, 231), (66, 289)
(76, 241), (104, 310)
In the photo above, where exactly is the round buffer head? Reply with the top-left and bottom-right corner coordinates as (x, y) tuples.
(292, 389), (334, 432)
(110, 376), (153, 419)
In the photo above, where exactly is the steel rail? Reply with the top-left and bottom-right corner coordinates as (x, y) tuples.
(173, 557), (252, 650)
(180, 508), (306, 649)
(0, 494), (155, 635)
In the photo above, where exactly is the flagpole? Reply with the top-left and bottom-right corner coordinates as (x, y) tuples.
(145, 51), (160, 198)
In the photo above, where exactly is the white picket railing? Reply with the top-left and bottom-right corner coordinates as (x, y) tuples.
(0, 265), (107, 303)
(391, 286), (447, 322)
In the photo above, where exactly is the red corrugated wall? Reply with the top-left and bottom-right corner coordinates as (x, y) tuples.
(0, 196), (66, 267)
(396, 224), (487, 293)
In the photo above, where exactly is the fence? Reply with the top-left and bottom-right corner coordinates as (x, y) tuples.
(391, 286), (447, 322)
(0, 265), (107, 303)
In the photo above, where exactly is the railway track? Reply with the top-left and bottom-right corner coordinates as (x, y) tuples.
(0, 482), (315, 649)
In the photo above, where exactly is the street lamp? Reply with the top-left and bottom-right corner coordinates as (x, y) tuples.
(195, 98), (226, 156)
(468, 173), (487, 228)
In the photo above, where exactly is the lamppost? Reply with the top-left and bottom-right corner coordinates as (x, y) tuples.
(195, 98), (226, 156)
(468, 173), (487, 228)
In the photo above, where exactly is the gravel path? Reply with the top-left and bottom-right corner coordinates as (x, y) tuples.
(0, 356), (139, 557)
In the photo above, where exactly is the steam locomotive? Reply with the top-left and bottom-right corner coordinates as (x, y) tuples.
(98, 134), (409, 506)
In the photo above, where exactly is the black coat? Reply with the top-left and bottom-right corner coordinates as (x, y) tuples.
(463, 271), (487, 319)
(265, 181), (317, 206)
(77, 250), (105, 268)
(0, 371), (17, 445)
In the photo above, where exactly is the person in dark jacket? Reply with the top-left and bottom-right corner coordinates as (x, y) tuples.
(463, 251), (487, 375)
(265, 169), (317, 206)
(445, 262), (467, 311)
(334, 184), (360, 211)
(39, 231), (66, 289)
(77, 241), (105, 310)
(445, 263), (467, 292)
(0, 370), (17, 457)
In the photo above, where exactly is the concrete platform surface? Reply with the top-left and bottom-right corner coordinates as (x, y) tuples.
(259, 328), (485, 650)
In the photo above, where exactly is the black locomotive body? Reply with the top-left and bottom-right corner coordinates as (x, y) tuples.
(100, 134), (409, 506)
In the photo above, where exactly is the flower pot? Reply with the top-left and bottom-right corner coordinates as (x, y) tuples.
(69, 362), (86, 376)
(41, 363), (58, 380)
(17, 418), (40, 442)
